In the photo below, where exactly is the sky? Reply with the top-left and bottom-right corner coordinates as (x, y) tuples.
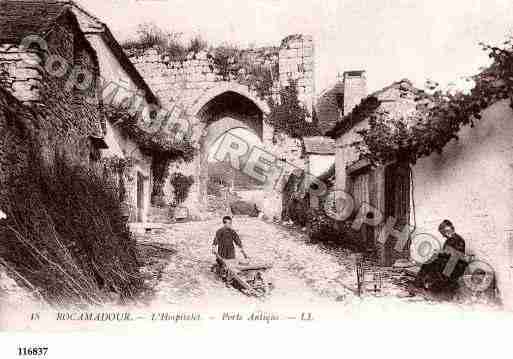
(76, 0), (513, 94)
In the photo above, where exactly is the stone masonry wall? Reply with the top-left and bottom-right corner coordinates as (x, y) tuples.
(127, 34), (314, 116)
(124, 34), (314, 219)
(279, 35), (315, 113)
(0, 16), (103, 168)
(0, 44), (43, 103)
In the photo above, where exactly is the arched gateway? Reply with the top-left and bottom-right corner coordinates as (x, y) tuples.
(180, 82), (271, 217)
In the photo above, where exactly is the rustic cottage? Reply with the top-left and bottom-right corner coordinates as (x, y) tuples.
(66, 1), (162, 223)
(326, 73), (513, 307)
(326, 78), (420, 265)
(0, 1), (178, 225)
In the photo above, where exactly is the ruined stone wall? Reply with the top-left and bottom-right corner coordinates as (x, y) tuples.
(130, 49), (221, 112)
(127, 34), (314, 115)
(278, 35), (315, 113)
(125, 34), (314, 219)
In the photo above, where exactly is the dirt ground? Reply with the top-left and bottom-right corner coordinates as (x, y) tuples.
(0, 216), (501, 330)
(136, 216), (499, 318)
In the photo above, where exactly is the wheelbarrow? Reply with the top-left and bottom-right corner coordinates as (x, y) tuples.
(212, 254), (273, 297)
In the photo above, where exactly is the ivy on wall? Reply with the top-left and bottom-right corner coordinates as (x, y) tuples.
(169, 172), (194, 206)
(104, 104), (195, 206)
(104, 104), (195, 162)
(266, 79), (321, 139)
(354, 39), (513, 165)
(100, 155), (135, 204)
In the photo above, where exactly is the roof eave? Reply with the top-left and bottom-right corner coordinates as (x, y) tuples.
(99, 26), (159, 106)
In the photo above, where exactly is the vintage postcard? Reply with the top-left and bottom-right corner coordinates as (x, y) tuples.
(0, 0), (512, 357)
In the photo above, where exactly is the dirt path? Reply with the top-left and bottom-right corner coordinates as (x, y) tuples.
(136, 217), (446, 316)
(141, 217), (348, 308)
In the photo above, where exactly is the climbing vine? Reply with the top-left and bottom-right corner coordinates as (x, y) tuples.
(354, 38), (513, 165)
(100, 155), (136, 203)
(104, 104), (196, 206)
(169, 172), (194, 205)
(104, 104), (196, 162)
(266, 79), (321, 139)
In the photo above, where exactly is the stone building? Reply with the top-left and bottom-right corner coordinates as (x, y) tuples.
(0, 1), (177, 224)
(326, 78), (422, 265)
(301, 136), (335, 178)
(326, 74), (513, 308)
(66, 1), (162, 223)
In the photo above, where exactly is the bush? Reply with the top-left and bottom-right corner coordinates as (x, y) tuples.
(0, 154), (143, 306)
(188, 34), (208, 54)
(121, 23), (188, 61)
(212, 43), (240, 80)
(307, 209), (367, 252)
(169, 172), (194, 205)
(267, 80), (321, 139)
(307, 208), (340, 243)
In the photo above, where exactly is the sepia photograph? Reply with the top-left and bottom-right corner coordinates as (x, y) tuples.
(0, 0), (512, 357)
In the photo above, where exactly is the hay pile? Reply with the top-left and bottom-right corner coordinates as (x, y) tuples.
(0, 154), (143, 306)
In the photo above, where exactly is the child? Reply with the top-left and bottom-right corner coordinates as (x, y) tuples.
(212, 216), (249, 267)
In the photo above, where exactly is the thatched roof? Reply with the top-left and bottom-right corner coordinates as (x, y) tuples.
(0, 1), (158, 105)
(0, 1), (69, 43)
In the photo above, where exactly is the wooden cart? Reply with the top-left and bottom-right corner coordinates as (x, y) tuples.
(213, 254), (273, 297)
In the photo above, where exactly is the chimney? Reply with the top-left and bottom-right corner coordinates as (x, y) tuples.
(343, 70), (367, 116)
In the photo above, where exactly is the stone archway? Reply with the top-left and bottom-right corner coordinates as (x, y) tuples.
(163, 82), (276, 219)
(194, 87), (268, 213)
(190, 82), (269, 117)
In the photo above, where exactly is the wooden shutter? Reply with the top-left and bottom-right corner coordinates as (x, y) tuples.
(382, 162), (411, 264)
(350, 170), (374, 249)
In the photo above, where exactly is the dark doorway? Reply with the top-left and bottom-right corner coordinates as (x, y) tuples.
(350, 169), (375, 252)
(383, 162), (411, 264)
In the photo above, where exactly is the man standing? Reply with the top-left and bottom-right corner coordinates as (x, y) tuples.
(212, 216), (249, 264)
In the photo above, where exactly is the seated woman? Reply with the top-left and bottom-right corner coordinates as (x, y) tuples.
(414, 220), (468, 297)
